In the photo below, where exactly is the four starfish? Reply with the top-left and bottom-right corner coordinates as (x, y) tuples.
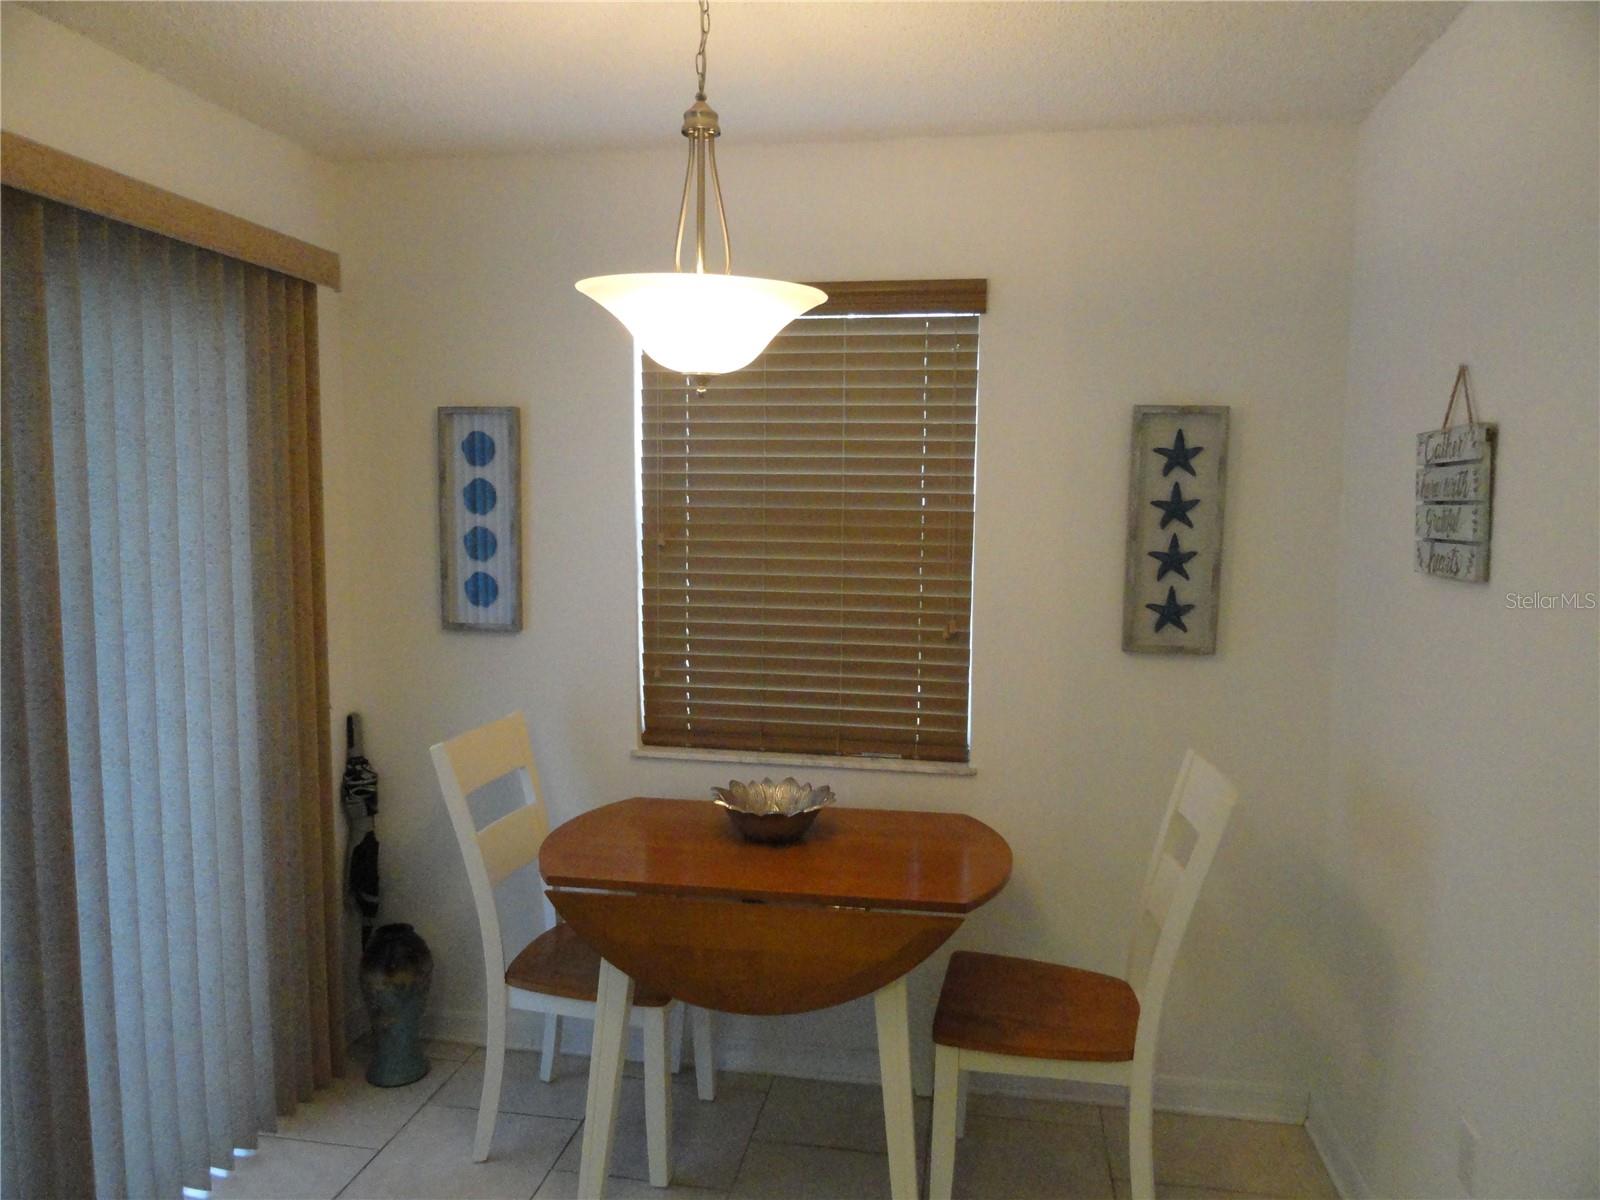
(1153, 428), (1205, 476)
(1141, 429), (1213, 637)
(1145, 586), (1196, 634)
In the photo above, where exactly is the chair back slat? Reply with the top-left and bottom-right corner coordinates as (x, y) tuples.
(480, 802), (550, 887)
(435, 712), (537, 798)
(1143, 852), (1185, 927)
(430, 712), (547, 980)
(1175, 753), (1234, 836)
(1126, 750), (1238, 1010)
(1135, 751), (1196, 904)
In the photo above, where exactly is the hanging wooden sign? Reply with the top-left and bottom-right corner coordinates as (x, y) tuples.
(1415, 366), (1495, 583)
(1123, 405), (1229, 654)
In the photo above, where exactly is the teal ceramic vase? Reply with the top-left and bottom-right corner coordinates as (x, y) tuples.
(359, 924), (433, 1087)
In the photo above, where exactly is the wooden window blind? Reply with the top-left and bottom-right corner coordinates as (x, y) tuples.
(640, 281), (984, 763)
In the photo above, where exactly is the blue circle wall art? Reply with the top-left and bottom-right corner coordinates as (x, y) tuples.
(461, 476), (497, 515)
(461, 430), (497, 467)
(464, 571), (500, 609)
(439, 407), (521, 632)
(462, 525), (498, 562)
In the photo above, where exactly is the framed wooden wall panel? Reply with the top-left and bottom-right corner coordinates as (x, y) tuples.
(438, 406), (522, 632)
(1122, 405), (1230, 655)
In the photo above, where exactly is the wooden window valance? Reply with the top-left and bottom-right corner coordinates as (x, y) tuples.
(0, 131), (340, 289)
(640, 281), (984, 764)
(801, 278), (987, 316)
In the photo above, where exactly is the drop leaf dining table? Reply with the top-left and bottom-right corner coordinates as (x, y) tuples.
(540, 796), (1012, 1200)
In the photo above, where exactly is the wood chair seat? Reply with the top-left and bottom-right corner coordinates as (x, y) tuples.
(932, 950), (1140, 1062)
(506, 922), (672, 1008)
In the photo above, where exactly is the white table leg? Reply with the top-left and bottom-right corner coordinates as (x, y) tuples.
(669, 1004), (686, 1074)
(929, 1043), (960, 1200)
(691, 1006), (716, 1101)
(577, 958), (633, 1200)
(540, 1013), (561, 1083)
(873, 976), (918, 1200)
(641, 1005), (673, 1187)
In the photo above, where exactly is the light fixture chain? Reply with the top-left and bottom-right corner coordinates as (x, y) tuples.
(695, 0), (710, 99)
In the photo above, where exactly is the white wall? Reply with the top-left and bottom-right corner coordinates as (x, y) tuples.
(1, 6), (338, 250)
(1313, 5), (1600, 1197)
(0, 4), (362, 997)
(331, 122), (1356, 1110)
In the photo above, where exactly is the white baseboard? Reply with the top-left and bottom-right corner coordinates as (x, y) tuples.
(957, 1069), (1307, 1125)
(421, 1005), (887, 1083)
(699, 1027), (897, 1089)
(1151, 1073), (1309, 1124)
(424, 1005), (504, 1049)
(420, 1004), (1309, 1126)
(1306, 1087), (1367, 1200)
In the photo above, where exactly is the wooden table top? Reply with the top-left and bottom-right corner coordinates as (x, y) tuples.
(541, 797), (1012, 914)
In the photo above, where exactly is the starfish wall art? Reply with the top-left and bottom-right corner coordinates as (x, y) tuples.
(1122, 406), (1230, 654)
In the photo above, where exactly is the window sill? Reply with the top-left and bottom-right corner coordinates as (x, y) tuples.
(631, 746), (976, 777)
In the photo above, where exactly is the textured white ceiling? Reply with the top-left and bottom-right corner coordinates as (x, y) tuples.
(27, 1), (1462, 161)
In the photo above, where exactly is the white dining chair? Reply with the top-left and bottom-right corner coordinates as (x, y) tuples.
(430, 712), (715, 1176)
(927, 749), (1239, 1200)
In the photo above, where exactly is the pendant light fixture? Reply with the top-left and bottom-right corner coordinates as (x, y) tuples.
(576, 0), (826, 377)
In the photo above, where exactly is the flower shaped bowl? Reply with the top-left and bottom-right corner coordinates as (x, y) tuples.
(712, 778), (836, 845)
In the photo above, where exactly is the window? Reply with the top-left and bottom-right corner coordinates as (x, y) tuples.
(639, 279), (985, 764)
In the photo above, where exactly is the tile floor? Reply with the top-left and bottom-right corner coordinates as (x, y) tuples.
(211, 1042), (1338, 1200)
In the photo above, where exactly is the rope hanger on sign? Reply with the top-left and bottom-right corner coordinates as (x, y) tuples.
(1439, 363), (1477, 431)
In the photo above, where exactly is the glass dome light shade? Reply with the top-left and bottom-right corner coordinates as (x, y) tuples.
(576, 272), (827, 376)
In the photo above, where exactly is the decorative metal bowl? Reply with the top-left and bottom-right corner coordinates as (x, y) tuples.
(712, 778), (836, 845)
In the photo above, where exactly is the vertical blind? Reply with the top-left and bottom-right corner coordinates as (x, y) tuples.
(1, 186), (343, 1200)
(640, 283), (983, 763)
